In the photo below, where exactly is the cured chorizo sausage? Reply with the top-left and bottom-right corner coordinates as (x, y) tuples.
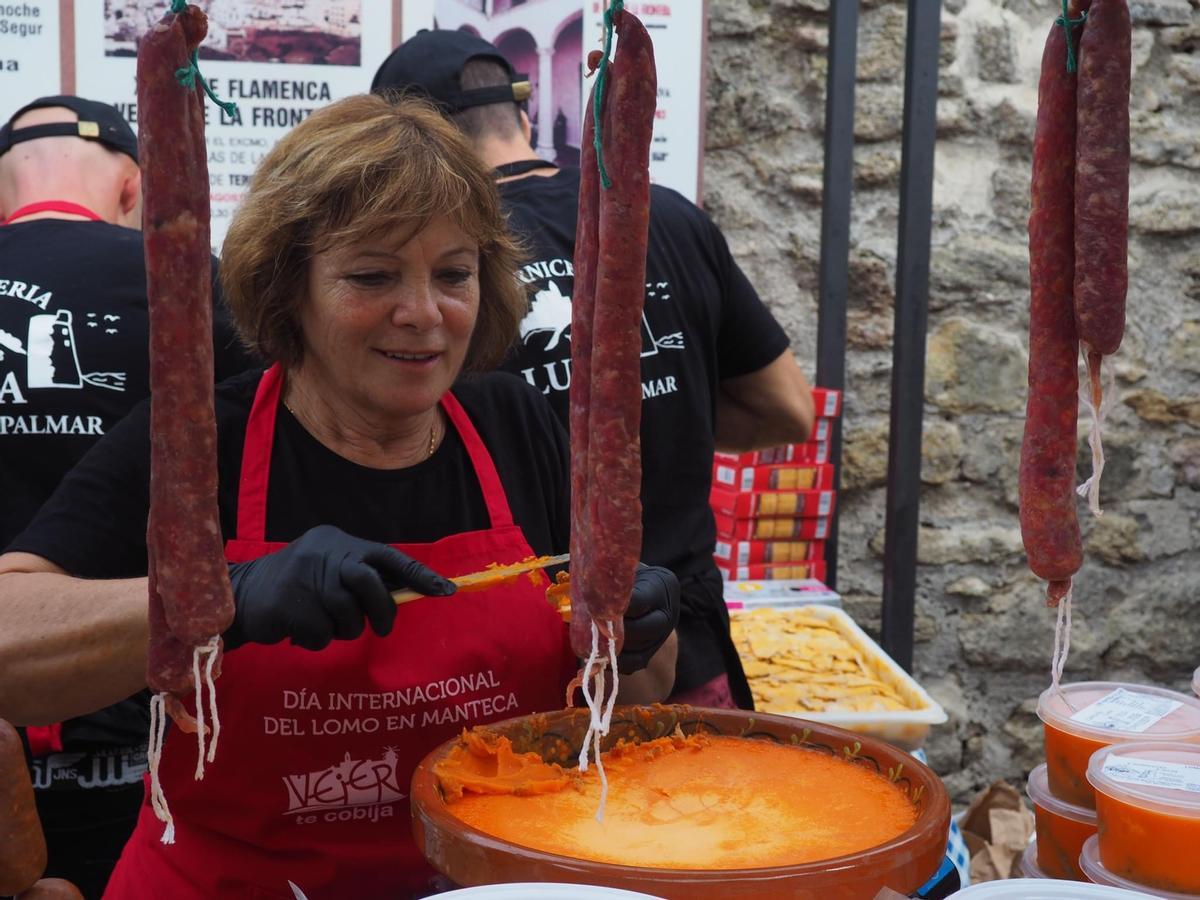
(574, 8), (656, 654)
(138, 3), (234, 651)
(1073, 0), (1130, 514)
(569, 93), (600, 661)
(1074, 0), (1130, 360)
(1021, 18), (1084, 607)
(0, 719), (46, 895)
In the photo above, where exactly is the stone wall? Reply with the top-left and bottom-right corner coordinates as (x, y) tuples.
(704, 0), (1200, 801)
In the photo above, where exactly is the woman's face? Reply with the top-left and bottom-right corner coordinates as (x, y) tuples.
(299, 215), (480, 425)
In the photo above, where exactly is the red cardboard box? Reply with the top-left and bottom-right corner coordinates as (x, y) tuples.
(710, 485), (836, 519)
(713, 511), (832, 541)
(718, 560), (828, 582)
(714, 538), (825, 565)
(712, 462), (835, 493)
(812, 387), (842, 418)
(714, 441), (830, 468)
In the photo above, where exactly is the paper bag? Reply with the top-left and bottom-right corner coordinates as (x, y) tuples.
(959, 780), (1035, 882)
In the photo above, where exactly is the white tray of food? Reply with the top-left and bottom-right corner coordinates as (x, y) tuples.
(729, 604), (947, 750)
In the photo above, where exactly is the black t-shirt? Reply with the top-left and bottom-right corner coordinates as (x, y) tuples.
(498, 169), (790, 577)
(12, 366), (570, 589)
(0, 219), (253, 548)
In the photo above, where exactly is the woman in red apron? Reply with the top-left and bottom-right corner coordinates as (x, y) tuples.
(0, 96), (678, 899)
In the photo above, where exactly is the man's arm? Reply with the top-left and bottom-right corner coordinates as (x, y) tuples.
(615, 632), (678, 704)
(0, 553), (149, 725)
(714, 350), (815, 453)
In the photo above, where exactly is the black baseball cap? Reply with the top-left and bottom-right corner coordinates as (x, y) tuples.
(371, 29), (531, 113)
(0, 95), (138, 163)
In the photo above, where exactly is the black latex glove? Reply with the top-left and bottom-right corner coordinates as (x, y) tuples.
(617, 564), (681, 675)
(224, 525), (456, 651)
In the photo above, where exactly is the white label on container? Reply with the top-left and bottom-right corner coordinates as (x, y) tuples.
(814, 518), (829, 539)
(1102, 756), (1200, 795)
(1070, 688), (1183, 733)
(813, 420), (831, 442)
(714, 541), (731, 560)
(740, 470), (754, 491)
(714, 465), (735, 486)
(817, 491), (833, 516)
(822, 392), (838, 417)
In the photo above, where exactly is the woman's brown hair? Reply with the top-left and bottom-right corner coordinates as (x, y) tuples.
(220, 93), (525, 370)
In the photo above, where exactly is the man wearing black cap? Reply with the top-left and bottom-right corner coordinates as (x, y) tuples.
(373, 32), (816, 712)
(0, 96), (252, 897)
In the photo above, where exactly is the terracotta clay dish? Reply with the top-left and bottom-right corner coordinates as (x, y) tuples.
(411, 705), (951, 899)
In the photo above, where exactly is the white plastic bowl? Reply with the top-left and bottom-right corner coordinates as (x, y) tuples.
(436, 885), (663, 899)
(947, 876), (1153, 897)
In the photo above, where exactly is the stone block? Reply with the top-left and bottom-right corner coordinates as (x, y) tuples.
(1130, 0), (1193, 25)
(1084, 513), (1145, 565)
(925, 317), (1028, 414)
(1130, 186), (1200, 235)
(975, 22), (1019, 84)
(855, 84), (905, 142)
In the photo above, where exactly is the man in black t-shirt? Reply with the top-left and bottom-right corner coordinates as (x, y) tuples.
(373, 33), (815, 711)
(0, 96), (252, 898)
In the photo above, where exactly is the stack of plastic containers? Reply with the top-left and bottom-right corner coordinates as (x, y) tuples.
(710, 387), (841, 582)
(1027, 681), (1200, 894)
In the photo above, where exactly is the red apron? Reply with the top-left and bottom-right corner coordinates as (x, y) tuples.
(106, 364), (575, 899)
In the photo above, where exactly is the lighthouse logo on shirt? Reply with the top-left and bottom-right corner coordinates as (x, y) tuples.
(515, 258), (686, 401)
(0, 276), (128, 436)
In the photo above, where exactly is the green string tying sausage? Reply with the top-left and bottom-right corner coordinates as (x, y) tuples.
(592, 0), (625, 190)
(169, 0), (239, 119)
(1055, 0), (1088, 73)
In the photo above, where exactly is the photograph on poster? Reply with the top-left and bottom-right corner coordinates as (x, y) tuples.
(104, 0), (363, 66)
(433, 0), (582, 165)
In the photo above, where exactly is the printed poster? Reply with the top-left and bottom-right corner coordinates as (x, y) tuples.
(583, 1), (704, 201)
(75, 1), (396, 250)
(0, 2), (61, 124)
(415, 0), (704, 202)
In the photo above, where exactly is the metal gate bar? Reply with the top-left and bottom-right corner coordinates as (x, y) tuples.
(880, 0), (942, 671)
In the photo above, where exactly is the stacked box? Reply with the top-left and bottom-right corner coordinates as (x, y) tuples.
(711, 387), (842, 584)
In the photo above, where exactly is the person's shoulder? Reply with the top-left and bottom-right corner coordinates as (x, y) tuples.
(500, 168), (582, 204)
(452, 370), (546, 412)
(214, 367), (266, 420)
(649, 183), (711, 227)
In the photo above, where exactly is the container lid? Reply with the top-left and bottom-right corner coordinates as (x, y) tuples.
(1019, 840), (1047, 879)
(1079, 834), (1199, 899)
(1027, 763), (1098, 825)
(1086, 740), (1200, 817)
(436, 886), (663, 899)
(948, 874), (1151, 898)
(1037, 682), (1200, 741)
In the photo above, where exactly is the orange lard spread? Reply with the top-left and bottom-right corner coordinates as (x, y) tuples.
(435, 730), (917, 870)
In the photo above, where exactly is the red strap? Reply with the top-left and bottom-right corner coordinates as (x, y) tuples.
(234, 365), (515, 539)
(2, 200), (103, 224)
(440, 391), (514, 529)
(235, 364), (284, 542)
(26, 723), (64, 756)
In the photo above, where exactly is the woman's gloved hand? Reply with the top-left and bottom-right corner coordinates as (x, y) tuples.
(617, 564), (680, 675)
(223, 525), (456, 651)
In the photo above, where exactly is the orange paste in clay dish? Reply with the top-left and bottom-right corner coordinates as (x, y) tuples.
(434, 729), (918, 870)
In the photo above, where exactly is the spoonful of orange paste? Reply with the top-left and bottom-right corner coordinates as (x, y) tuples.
(435, 730), (918, 870)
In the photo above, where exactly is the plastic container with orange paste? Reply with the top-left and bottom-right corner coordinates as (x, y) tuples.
(1037, 682), (1200, 807)
(1026, 763), (1097, 880)
(1018, 841), (1049, 879)
(1079, 834), (1197, 899)
(1085, 741), (1200, 895)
